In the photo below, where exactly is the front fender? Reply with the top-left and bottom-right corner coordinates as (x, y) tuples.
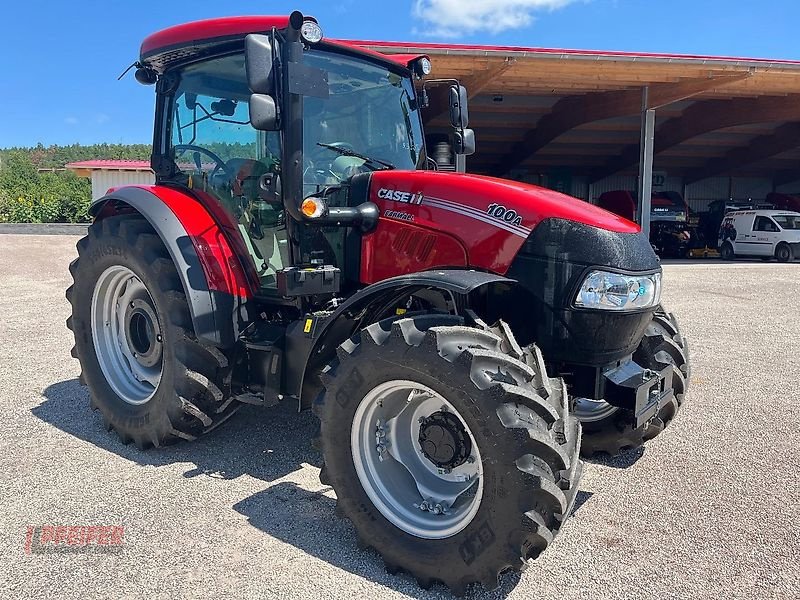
(291, 269), (515, 407)
(90, 185), (253, 348)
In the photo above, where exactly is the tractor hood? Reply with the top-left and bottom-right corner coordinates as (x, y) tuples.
(362, 170), (642, 276)
(359, 169), (660, 365)
(369, 170), (639, 234)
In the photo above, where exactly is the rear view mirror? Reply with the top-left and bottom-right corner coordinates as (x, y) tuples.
(245, 34), (276, 95)
(453, 128), (476, 156)
(210, 99), (236, 116)
(448, 85), (469, 129)
(249, 94), (278, 131)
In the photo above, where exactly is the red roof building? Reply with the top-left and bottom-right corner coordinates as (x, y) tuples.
(67, 160), (154, 200)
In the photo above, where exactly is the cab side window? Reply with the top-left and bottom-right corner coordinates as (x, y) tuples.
(753, 216), (779, 232)
(169, 54), (288, 290)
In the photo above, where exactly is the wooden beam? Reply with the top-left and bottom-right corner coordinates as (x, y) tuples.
(684, 122), (800, 184)
(460, 58), (517, 98)
(588, 94), (800, 182)
(646, 72), (752, 109)
(424, 58), (517, 122)
(489, 72), (751, 176)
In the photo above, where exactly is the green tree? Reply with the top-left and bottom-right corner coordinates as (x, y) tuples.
(0, 151), (39, 200)
(0, 150), (92, 223)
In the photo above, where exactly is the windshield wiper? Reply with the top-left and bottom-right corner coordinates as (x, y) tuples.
(317, 143), (395, 170)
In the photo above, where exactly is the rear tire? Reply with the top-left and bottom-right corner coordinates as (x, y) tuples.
(66, 215), (238, 449)
(720, 242), (735, 260)
(578, 308), (690, 458)
(315, 314), (582, 594)
(776, 243), (793, 263)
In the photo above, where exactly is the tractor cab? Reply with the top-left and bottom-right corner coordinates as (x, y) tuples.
(137, 12), (471, 293)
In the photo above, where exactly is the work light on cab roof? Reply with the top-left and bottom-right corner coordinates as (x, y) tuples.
(300, 19), (323, 44)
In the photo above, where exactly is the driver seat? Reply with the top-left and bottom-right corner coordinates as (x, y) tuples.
(224, 158), (289, 285)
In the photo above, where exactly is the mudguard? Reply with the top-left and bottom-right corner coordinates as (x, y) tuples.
(291, 269), (515, 406)
(89, 185), (253, 348)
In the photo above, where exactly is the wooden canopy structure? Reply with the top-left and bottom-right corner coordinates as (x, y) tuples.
(360, 40), (800, 204)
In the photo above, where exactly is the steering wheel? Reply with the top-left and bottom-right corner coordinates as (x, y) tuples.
(174, 144), (231, 178)
(306, 142), (359, 184)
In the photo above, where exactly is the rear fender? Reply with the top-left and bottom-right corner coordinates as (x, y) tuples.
(90, 185), (254, 348)
(292, 269), (517, 409)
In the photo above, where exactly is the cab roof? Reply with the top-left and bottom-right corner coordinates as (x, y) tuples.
(140, 16), (425, 73)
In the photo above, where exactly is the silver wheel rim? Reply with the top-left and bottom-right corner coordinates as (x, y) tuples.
(91, 265), (163, 405)
(573, 397), (619, 422)
(350, 380), (483, 539)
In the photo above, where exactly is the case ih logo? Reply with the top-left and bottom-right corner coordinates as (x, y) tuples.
(377, 188), (424, 205)
(24, 525), (125, 554)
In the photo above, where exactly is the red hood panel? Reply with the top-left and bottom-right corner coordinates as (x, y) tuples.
(366, 170), (640, 276)
(371, 171), (639, 233)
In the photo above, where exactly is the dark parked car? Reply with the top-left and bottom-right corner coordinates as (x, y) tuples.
(598, 190), (692, 258)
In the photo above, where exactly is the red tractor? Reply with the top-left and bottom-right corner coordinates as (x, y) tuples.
(67, 12), (690, 594)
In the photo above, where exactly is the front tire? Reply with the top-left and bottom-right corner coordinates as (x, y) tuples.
(776, 243), (793, 263)
(577, 308), (690, 458)
(316, 314), (582, 594)
(720, 242), (735, 260)
(66, 215), (238, 448)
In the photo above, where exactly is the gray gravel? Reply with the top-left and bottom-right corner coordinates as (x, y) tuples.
(0, 223), (89, 235)
(0, 234), (797, 599)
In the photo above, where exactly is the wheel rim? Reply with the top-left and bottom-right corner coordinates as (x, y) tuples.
(778, 246), (789, 260)
(91, 265), (163, 405)
(573, 397), (619, 422)
(351, 380), (483, 539)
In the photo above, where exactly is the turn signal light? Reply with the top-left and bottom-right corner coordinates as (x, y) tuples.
(301, 197), (327, 219)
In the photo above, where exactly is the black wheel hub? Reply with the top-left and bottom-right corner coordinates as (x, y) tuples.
(418, 411), (472, 470)
(125, 298), (162, 368)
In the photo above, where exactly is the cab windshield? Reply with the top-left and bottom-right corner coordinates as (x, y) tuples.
(773, 215), (800, 230)
(163, 49), (425, 291)
(302, 50), (425, 194)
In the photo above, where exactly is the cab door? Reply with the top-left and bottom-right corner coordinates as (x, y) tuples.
(748, 215), (781, 256)
(728, 214), (755, 255)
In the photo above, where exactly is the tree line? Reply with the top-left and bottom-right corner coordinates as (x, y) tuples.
(0, 144), (151, 223)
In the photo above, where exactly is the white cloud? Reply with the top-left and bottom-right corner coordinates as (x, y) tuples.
(334, 0), (355, 14)
(96, 113), (111, 125)
(64, 117), (79, 125)
(412, 0), (579, 38)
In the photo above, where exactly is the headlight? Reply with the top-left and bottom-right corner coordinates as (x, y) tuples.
(574, 270), (661, 311)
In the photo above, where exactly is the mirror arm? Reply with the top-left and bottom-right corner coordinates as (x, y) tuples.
(271, 27), (282, 127)
(311, 203), (379, 232)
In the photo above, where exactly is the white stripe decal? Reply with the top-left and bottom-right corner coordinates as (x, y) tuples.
(425, 200), (529, 238)
(424, 195), (532, 236)
(422, 195), (532, 238)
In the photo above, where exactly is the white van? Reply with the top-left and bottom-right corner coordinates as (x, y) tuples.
(719, 209), (800, 262)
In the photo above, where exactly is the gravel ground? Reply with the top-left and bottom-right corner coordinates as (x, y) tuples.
(0, 234), (797, 599)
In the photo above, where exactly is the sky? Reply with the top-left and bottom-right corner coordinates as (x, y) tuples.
(1, 0), (798, 147)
